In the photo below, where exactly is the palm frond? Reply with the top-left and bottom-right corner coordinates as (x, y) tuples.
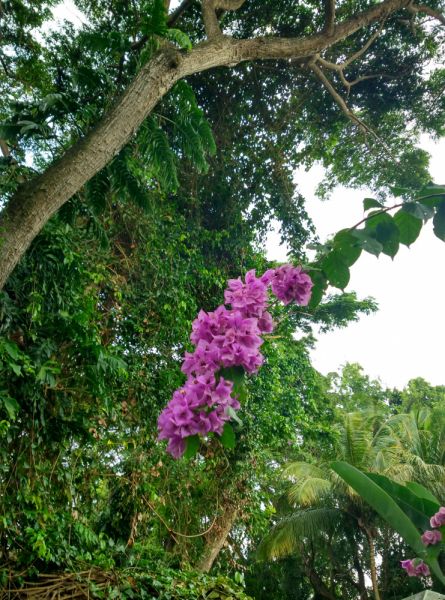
(256, 508), (344, 561)
(288, 477), (333, 507)
(281, 461), (328, 481)
(336, 412), (371, 470)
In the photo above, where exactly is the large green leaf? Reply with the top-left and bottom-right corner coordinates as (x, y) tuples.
(390, 186), (411, 197)
(433, 201), (445, 242)
(366, 213), (400, 258)
(365, 473), (437, 529)
(184, 434), (200, 459)
(308, 283), (324, 309)
(416, 183), (445, 207)
(226, 405), (243, 427)
(376, 219), (400, 259)
(218, 365), (245, 392)
(307, 270), (328, 309)
(1, 396), (20, 420)
(331, 462), (445, 585)
(334, 230), (362, 267)
(401, 202), (435, 221)
(322, 250), (350, 290)
(393, 210), (422, 247)
(363, 198), (384, 211)
(218, 423), (235, 450)
(351, 228), (383, 257)
(405, 482), (440, 504)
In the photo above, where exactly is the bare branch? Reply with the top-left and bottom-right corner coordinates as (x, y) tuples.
(348, 70), (411, 86)
(407, 2), (445, 25)
(201, 0), (222, 38)
(215, 0), (246, 8)
(323, 0), (336, 35)
(342, 18), (386, 68)
(309, 58), (399, 162)
(167, 0), (195, 27)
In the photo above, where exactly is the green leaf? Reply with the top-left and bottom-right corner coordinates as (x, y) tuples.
(364, 198), (384, 211)
(331, 462), (445, 585)
(226, 405), (243, 427)
(322, 250), (350, 290)
(334, 230), (362, 267)
(365, 473), (435, 529)
(416, 183), (445, 206)
(2, 341), (19, 361)
(183, 434), (200, 459)
(307, 269), (328, 308)
(433, 200), (445, 242)
(219, 423), (235, 450)
(306, 242), (333, 254)
(390, 186), (411, 198)
(401, 201), (434, 221)
(405, 481), (440, 504)
(167, 29), (192, 50)
(393, 210), (422, 247)
(375, 217), (400, 259)
(308, 283), (324, 309)
(10, 363), (21, 376)
(236, 386), (246, 406)
(1, 396), (20, 420)
(351, 228), (383, 257)
(218, 365), (245, 392)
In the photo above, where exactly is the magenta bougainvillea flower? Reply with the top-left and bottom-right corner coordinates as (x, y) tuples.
(421, 529), (442, 546)
(157, 265), (313, 458)
(401, 559), (430, 578)
(431, 507), (445, 528)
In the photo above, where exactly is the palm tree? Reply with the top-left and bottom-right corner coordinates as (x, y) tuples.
(258, 410), (444, 600)
(382, 407), (445, 502)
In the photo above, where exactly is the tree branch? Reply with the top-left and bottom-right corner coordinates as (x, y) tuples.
(342, 18), (386, 68)
(309, 58), (399, 162)
(323, 0), (336, 35)
(407, 2), (445, 25)
(0, 0), (439, 288)
(201, 0), (222, 38)
(215, 0), (246, 8)
(167, 0), (196, 28)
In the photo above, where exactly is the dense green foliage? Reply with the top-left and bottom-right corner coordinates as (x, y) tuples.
(2, 0), (445, 598)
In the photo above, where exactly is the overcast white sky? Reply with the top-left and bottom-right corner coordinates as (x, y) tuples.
(266, 135), (445, 390)
(50, 2), (444, 390)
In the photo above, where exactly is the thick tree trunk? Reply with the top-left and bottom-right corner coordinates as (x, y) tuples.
(195, 504), (238, 574)
(0, 0), (417, 287)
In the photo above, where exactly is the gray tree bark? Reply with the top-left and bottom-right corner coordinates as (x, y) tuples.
(195, 504), (238, 573)
(0, 0), (432, 287)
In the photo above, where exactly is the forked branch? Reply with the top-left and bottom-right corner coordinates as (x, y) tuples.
(407, 2), (445, 25)
(309, 58), (398, 162)
(201, 0), (247, 38)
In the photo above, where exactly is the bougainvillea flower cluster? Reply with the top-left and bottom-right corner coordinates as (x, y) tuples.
(400, 559), (430, 578)
(430, 506), (445, 528)
(401, 505), (445, 579)
(157, 265), (314, 458)
(421, 529), (442, 546)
